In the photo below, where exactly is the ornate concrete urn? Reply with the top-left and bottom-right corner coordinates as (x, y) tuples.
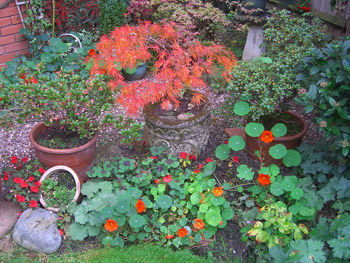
(143, 93), (211, 157)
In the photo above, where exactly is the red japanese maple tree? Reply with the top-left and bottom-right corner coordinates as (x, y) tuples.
(89, 21), (236, 115)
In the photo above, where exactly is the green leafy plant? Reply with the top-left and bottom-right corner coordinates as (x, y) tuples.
(68, 147), (234, 248)
(296, 37), (350, 167)
(98, 0), (129, 35)
(2, 156), (45, 209)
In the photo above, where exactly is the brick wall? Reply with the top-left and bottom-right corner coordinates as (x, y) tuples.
(0, 0), (28, 67)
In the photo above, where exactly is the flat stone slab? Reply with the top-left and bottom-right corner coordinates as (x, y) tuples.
(0, 200), (21, 238)
(242, 25), (264, 61)
(224, 128), (246, 141)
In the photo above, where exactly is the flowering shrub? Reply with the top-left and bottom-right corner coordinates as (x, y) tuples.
(68, 147), (234, 247)
(89, 22), (236, 115)
(215, 101), (311, 248)
(2, 157), (45, 209)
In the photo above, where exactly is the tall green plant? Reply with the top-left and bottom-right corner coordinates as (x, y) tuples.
(98, 0), (129, 35)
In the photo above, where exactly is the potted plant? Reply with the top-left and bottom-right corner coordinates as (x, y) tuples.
(8, 69), (115, 184)
(88, 21), (236, 156)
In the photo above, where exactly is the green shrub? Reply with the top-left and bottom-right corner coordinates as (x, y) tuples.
(98, 0), (129, 35)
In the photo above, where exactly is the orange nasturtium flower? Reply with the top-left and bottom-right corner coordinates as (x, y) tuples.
(177, 228), (188, 237)
(260, 130), (274, 143)
(212, 187), (223, 197)
(104, 219), (118, 232)
(258, 174), (270, 186)
(193, 219), (205, 230)
(135, 199), (146, 213)
(88, 49), (96, 56)
(199, 192), (205, 203)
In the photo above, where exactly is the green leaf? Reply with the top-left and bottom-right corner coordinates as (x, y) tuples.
(237, 165), (254, 180)
(270, 182), (284, 196)
(204, 161), (216, 176)
(111, 237), (124, 248)
(125, 66), (137, 74)
(290, 240), (326, 263)
(215, 144), (230, 160)
(101, 207), (115, 219)
(69, 223), (88, 241)
(129, 214), (146, 228)
(190, 192), (202, 205)
(115, 200), (130, 214)
(234, 101), (250, 116)
(222, 208), (234, 220)
(26, 61), (37, 70)
(127, 187), (142, 199)
(40, 53), (54, 63)
(157, 195), (172, 209)
(56, 42), (69, 53)
(245, 123), (264, 137)
(228, 136), (245, 151)
(269, 144), (287, 160)
(283, 150), (302, 167)
(222, 183), (230, 190)
(269, 164), (280, 176)
(205, 209), (222, 226)
(291, 188), (304, 200)
(282, 177), (296, 192)
(271, 123), (287, 137)
(199, 204), (209, 213)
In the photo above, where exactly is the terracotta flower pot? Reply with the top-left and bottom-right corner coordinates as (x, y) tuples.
(245, 111), (308, 165)
(39, 165), (81, 213)
(143, 92), (211, 157)
(29, 122), (98, 184)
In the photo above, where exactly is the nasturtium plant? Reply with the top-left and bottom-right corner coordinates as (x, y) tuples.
(69, 148), (233, 248)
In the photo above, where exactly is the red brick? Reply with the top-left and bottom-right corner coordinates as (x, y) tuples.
(10, 15), (22, 25)
(0, 24), (24, 36)
(5, 40), (28, 53)
(0, 49), (27, 64)
(0, 7), (18, 18)
(0, 35), (15, 46)
(14, 33), (26, 41)
(0, 47), (4, 54)
(0, 17), (11, 26)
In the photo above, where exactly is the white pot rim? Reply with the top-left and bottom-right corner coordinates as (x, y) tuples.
(39, 165), (81, 213)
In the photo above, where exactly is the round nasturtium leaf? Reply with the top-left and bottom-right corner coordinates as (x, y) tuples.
(215, 144), (231, 160)
(157, 195), (173, 209)
(211, 196), (225, 206)
(245, 123), (264, 137)
(237, 165), (254, 180)
(283, 150), (302, 167)
(101, 207), (114, 219)
(288, 202), (302, 215)
(234, 101), (250, 116)
(115, 215), (126, 227)
(190, 192), (202, 205)
(237, 186), (244, 193)
(228, 136), (246, 151)
(269, 144), (287, 160)
(271, 123), (287, 137)
(282, 177), (296, 192)
(199, 204), (209, 213)
(129, 214), (146, 228)
(251, 185), (262, 195)
(269, 164), (280, 176)
(222, 208), (234, 220)
(205, 210), (222, 226)
(222, 183), (231, 190)
(259, 167), (270, 175)
(115, 200), (130, 214)
(269, 182), (284, 196)
(291, 188), (304, 200)
(128, 234), (136, 242)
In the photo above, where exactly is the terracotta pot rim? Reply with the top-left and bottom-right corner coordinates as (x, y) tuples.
(273, 111), (308, 142)
(29, 121), (98, 155)
(39, 165), (81, 213)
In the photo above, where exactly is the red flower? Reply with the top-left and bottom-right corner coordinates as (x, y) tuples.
(20, 181), (29, 188)
(193, 169), (200, 174)
(258, 174), (270, 186)
(212, 187), (223, 197)
(180, 152), (188, 159)
(21, 157), (28, 163)
(198, 164), (203, 170)
(34, 181), (41, 186)
(30, 77), (38, 84)
(154, 179), (161, 184)
(233, 156), (239, 163)
(189, 154), (196, 161)
(224, 140), (228, 144)
(59, 229), (64, 235)
(165, 234), (174, 239)
(206, 158), (213, 163)
(29, 200), (38, 208)
(31, 185), (39, 193)
(163, 174), (172, 183)
(151, 156), (157, 160)
(3, 174), (8, 181)
(104, 219), (118, 232)
(193, 219), (205, 230)
(13, 177), (23, 184)
(11, 156), (18, 164)
(28, 176), (35, 182)
(177, 228), (188, 237)
(135, 200), (146, 213)
(219, 220), (224, 226)
(19, 73), (26, 79)
(260, 131), (274, 144)
(38, 167), (46, 174)
(88, 49), (96, 56)
(16, 195), (26, 203)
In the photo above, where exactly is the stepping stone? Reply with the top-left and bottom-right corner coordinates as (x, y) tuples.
(224, 128), (246, 141)
(0, 200), (21, 238)
(242, 25), (264, 61)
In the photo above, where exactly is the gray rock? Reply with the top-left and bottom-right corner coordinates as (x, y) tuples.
(0, 200), (21, 238)
(177, 113), (191, 120)
(12, 208), (61, 254)
(242, 25), (264, 61)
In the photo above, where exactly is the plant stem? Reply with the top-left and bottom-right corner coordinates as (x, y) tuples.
(52, 0), (55, 37)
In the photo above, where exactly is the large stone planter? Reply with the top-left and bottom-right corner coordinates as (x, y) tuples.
(143, 94), (211, 157)
(29, 122), (98, 184)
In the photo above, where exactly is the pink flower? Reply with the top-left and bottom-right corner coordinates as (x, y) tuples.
(163, 174), (172, 183)
(154, 179), (161, 184)
(151, 156), (157, 160)
(206, 158), (213, 163)
(29, 200), (38, 208)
